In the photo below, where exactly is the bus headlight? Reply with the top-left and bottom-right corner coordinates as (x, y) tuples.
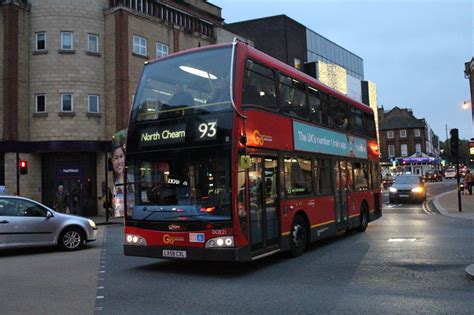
(125, 234), (147, 246)
(205, 236), (234, 248)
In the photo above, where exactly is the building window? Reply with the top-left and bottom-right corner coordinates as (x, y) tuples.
(133, 35), (147, 56)
(415, 143), (421, 153)
(388, 145), (395, 158)
(61, 94), (73, 112)
(400, 129), (407, 138)
(156, 42), (169, 58)
(61, 32), (73, 50)
(387, 130), (394, 139)
(35, 94), (46, 113)
(414, 129), (421, 137)
(88, 95), (99, 113)
(35, 32), (46, 51)
(401, 144), (408, 157)
(87, 33), (99, 52)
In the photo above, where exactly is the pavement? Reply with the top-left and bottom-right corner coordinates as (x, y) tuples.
(430, 189), (474, 281)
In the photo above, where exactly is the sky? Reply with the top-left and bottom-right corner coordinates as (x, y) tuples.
(211, 0), (474, 141)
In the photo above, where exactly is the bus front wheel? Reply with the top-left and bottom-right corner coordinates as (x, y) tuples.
(289, 215), (307, 257)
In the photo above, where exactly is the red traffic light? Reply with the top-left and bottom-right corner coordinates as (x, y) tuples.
(19, 160), (28, 175)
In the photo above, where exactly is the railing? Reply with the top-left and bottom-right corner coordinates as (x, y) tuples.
(109, 0), (214, 38)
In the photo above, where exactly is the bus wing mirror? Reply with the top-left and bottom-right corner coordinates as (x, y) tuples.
(239, 156), (251, 169)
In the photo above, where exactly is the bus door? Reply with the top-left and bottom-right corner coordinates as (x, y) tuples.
(334, 159), (349, 228)
(248, 156), (280, 254)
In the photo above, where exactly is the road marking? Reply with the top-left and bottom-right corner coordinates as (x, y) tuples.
(422, 201), (434, 215)
(388, 238), (417, 242)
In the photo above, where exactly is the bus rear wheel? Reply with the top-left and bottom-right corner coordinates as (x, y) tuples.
(357, 204), (369, 232)
(289, 215), (307, 257)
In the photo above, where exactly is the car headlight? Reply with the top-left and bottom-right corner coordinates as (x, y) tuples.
(205, 236), (234, 248)
(389, 187), (398, 193)
(88, 219), (97, 229)
(411, 187), (423, 193)
(125, 234), (147, 246)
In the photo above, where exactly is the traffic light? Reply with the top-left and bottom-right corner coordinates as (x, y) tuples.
(19, 160), (28, 175)
(450, 128), (459, 157)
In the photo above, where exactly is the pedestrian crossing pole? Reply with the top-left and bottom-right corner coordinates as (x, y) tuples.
(450, 128), (461, 212)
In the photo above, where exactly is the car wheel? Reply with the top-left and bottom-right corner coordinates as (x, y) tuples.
(389, 197), (395, 204)
(59, 227), (84, 251)
(357, 204), (369, 232)
(289, 215), (307, 257)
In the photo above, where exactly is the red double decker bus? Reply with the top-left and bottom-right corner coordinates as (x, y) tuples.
(123, 40), (381, 261)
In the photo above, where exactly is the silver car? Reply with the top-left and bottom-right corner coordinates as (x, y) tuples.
(0, 196), (97, 251)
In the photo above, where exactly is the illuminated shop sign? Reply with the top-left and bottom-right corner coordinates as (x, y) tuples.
(293, 121), (367, 159)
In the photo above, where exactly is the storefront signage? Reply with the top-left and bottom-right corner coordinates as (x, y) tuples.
(293, 121), (367, 159)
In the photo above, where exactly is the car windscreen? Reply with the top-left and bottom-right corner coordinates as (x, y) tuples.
(394, 176), (420, 185)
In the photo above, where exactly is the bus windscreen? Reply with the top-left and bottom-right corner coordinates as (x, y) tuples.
(127, 148), (231, 222)
(131, 47), (233, 122)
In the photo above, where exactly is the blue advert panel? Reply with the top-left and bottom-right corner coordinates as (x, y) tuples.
(293, 121), (368, 158)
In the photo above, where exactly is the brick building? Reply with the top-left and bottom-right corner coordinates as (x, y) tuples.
(378, 106), (440, 175)
(0, 0), (224, 216)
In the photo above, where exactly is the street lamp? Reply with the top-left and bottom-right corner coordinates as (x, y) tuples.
(462, 100), (471, 110)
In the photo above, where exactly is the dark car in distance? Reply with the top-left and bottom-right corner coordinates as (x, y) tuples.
(424, 170), (443, 182)
(389, 174), (426, 203)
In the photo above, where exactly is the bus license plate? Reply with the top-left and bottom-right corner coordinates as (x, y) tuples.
(162, 250), (187, 259)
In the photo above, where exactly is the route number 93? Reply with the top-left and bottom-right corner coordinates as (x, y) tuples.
(198, 121), (217, 139)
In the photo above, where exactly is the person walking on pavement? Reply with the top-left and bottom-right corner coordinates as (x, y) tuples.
(464, 170), (473, 195)
(53, 185), (70, 213)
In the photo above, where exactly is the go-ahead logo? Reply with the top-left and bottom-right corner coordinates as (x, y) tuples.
(163, 234), (184, 244)
(252, 130), (272, 146)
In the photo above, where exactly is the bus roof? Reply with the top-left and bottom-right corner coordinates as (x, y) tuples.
(145, 41), (373, 115)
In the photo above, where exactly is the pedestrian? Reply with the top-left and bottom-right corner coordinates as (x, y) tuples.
(53, 185), (69, 213)
(464, 170), (473, 195)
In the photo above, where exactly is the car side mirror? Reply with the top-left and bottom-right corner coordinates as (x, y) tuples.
(46, 211), (54, 218)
